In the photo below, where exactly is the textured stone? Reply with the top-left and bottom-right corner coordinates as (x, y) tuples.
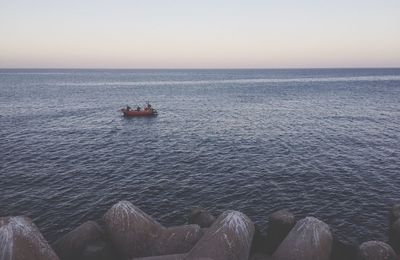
(389, 218), (400, 254)
(358, 241), (397, 260)
(330, 236), (357, 260)
(185, 210), (255, 260)
(389, 204), (400, 224)
(0, 216), (59, 260)
(103, 201), (201, 259)
(265, 209), (295, 254)
(250, 224), (267, 254)
(132, 254), (185, 260)
(272, 217), (332, 260)
(188, 208), (216, 228)
(52, 220), (113, 260)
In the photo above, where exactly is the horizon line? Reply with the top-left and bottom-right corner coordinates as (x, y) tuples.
(1, 66), (400, 70)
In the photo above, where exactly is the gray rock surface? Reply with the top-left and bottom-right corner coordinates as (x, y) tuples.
(132, 254), (185, 260)
(272, 216), (332, 260)
(188, 208), (216, 228)
(389, 216), (400, 254)
(185, 210), (255, 260)
(330, 236), (358, 260)
(103, 201), (202, 259)
(358, 241), (397, 260)
(390, 204), (400, 224)
(52, 220), (114, 260)
(0, 216), (59, 260)
(265, 209), (295, 254)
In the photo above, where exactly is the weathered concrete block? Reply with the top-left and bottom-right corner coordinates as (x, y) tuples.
(249, 253), (272, 260)
(389, 204), (400, 225)
(80, 239), (116, 260)
(52, 220), (114, 260)
(389, 218), (400, 254)
(132, 254), (185, 260)
(358, 241), (397, 260)
(250, 224), (267, 254)
(188, 208), (216, 228)
(265, 209), (295, 254)
(185, 210), (255, 260)
(272, 217), (332, 260)
(103, 201), (202, 259)
(330, 236), (357, 260)
(0, 216), (59, 260)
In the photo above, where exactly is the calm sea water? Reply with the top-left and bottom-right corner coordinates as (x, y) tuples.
(1, 69), (400, 244)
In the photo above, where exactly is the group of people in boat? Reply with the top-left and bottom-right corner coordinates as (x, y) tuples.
(126, 102), (153, 112)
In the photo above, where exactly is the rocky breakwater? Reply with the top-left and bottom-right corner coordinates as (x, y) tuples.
(2, 201), (400, 260)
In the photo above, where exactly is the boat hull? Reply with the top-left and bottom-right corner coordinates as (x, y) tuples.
(121, 109), (157, 117)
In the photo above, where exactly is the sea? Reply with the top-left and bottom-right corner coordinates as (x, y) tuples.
(0, 68), (399, 244)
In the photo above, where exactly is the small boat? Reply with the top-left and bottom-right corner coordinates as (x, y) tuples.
(121, 103), (158, 117)
(121, 108), (157, 117)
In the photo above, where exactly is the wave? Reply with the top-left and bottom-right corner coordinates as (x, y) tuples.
(53, 75), (400, 87)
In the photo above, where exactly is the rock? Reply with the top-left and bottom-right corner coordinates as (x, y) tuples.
(272, 216), (332, 260)
(358, 241), (397, 260)
(389, 218), (400, 254)
(103, 201), (202, 259)
(188, 208), (216, 228)
(389, 204), (400, 224)
(81, 240), (116, 260)
(0, 216), (59, 260)
(250, 224), (267, 254)
(265, 209), (295, 254)
(330, 236), (358, 260)
(132, 254), (185, 260)
(155, 225), (204, 255)
(249, 253), (272, 260)
(52, 220), (115, 260)
(185, 210), (255, 260)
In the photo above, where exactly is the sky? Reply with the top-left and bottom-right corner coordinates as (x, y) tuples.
(0, 0), (399, 68)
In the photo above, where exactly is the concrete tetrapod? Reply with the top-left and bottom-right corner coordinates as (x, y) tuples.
(272, 217), (332, 260)
(389, 218), (400, 254)
(52, 220), (115, 260)
(389, 204), (400, 225)
(0, 216), (59, 260)
(265, 209), (295, 254)
(103, 201), (202, 259)
(184, 210), (255, 260)
(358, 241), (397, 260)
(188, 208), (216, 228)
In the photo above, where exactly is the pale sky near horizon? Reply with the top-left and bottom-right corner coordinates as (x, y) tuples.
(0, 0), (399, 68)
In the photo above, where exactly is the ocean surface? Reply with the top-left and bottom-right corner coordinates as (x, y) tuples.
(1, 69), (399, 244)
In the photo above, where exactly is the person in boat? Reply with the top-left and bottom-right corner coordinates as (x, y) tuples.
(136, 106), (141, 111)
(144, 102), (152, 111)
(126, 105), (131, 111)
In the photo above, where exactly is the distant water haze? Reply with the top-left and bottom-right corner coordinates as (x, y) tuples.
(0, 0), (400, 68)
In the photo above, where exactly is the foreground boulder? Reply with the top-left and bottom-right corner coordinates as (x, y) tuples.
(358, 241), (397, 260)
(272, 217), (332, 260)
(52, 220), (115, 260)
(250, 224), (267, 254)
(132, 254), (185, 260)
(389, 218), (400, 254)
(265, 209), (295, 254)
(389, 204), (400, 224)
(185, 210), (255, 260)
(103, 201), (202, 259)
(330, 236), (358, 260)
(0, 216), (59, 260)
(188, 208), (216, 228)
